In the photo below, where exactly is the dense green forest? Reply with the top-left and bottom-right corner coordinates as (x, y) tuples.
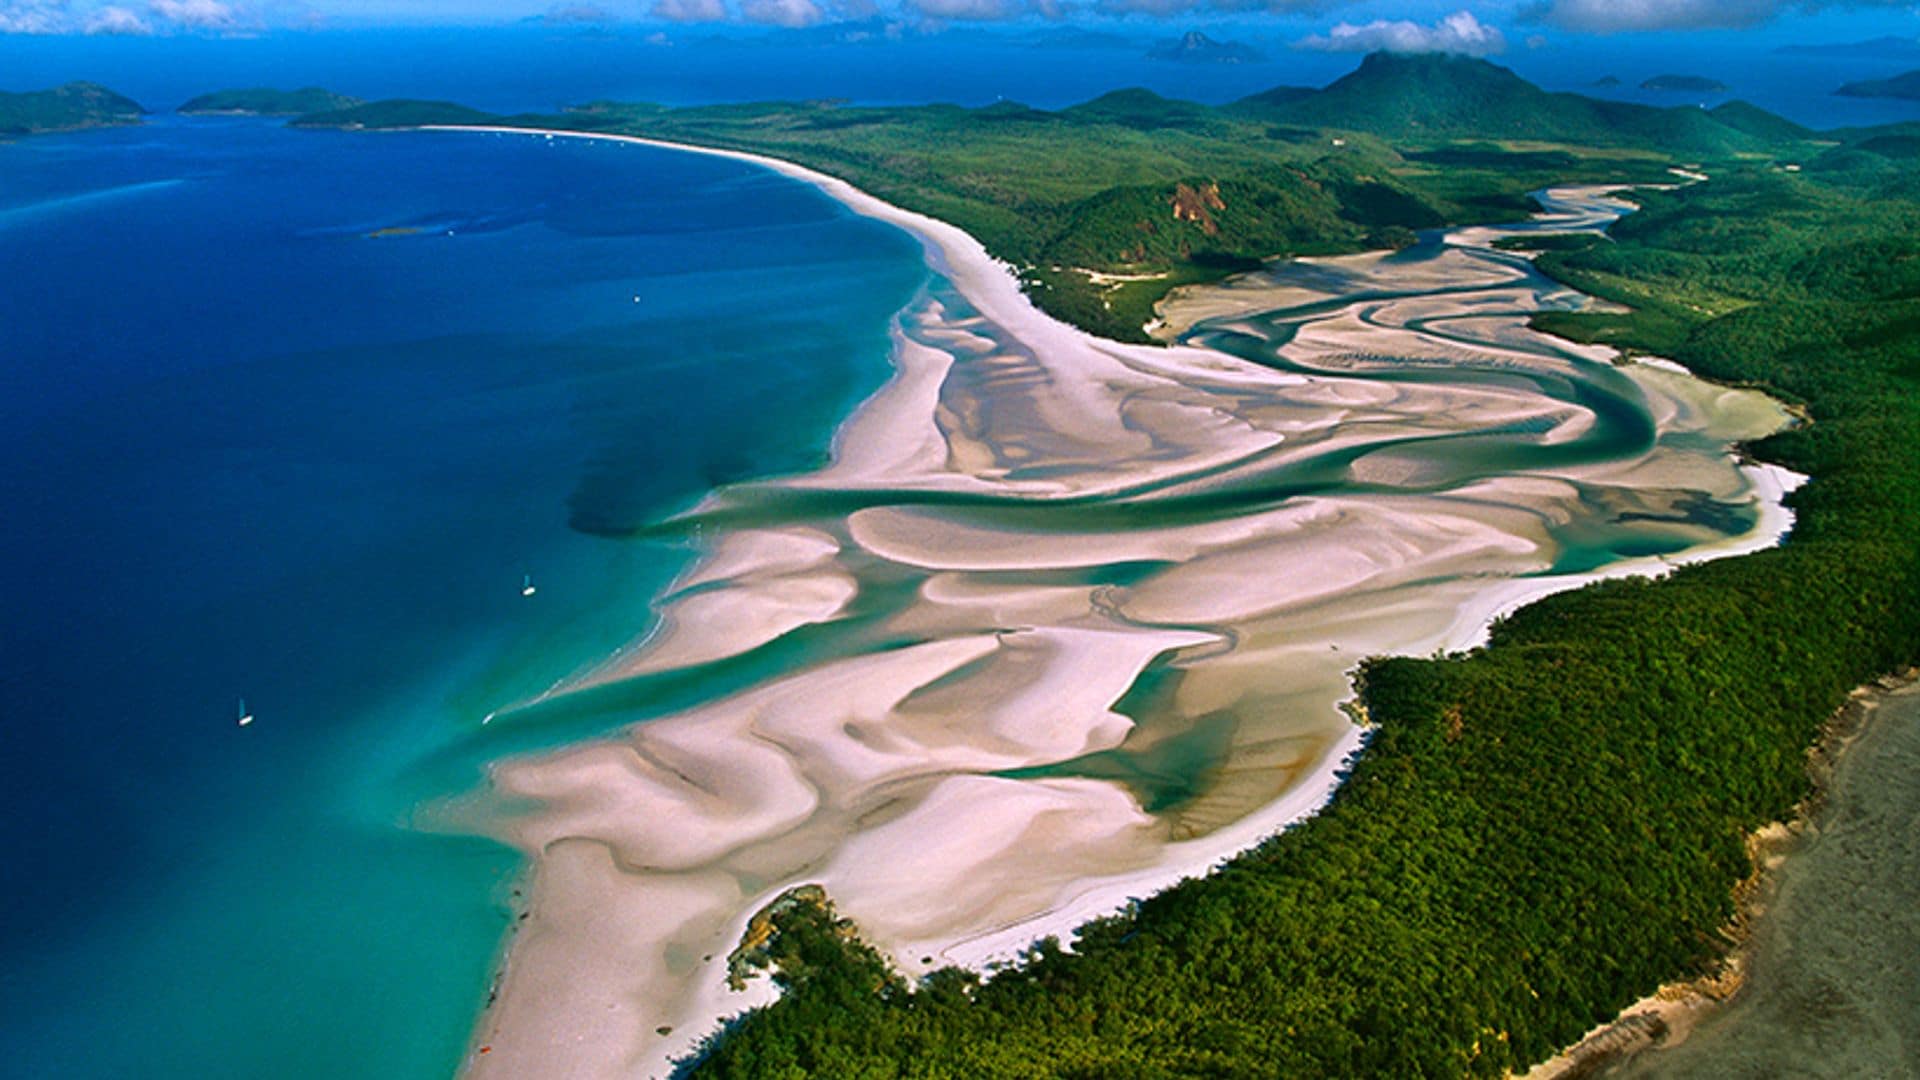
(297, 54), (1813, 342)
(177, 86), (361, 116)
(667, 107), (1920, 1080)
(0, 82), (143, 136)
(288, 97), (496, 129)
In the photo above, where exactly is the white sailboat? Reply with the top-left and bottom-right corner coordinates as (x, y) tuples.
(237, 698), (254, 727)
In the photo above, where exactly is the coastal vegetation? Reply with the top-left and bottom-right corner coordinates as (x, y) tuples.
(289, 98), (496, 130)
(663, 75), (1918, 1080)
(294, 54), (1805, 342)
(0, 82), (143, 137)
(178, 86), (361, 115)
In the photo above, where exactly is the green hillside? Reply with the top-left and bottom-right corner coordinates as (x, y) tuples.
(290, 98), (498, 130)
(1235, 52), (1767, 156)
(0, 82), (144, 137)
(1709, 100), (1818, 143)
(179, 86), (362, 115)
(1836, 68), (1920, 100)
(1059, 87), (1217, 130)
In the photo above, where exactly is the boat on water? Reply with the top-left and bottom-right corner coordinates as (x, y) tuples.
(236, 698), (254, 727)
(521, 573), (536, 597)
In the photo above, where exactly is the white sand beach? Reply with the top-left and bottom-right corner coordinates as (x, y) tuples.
(437, 128), (1803, 1079)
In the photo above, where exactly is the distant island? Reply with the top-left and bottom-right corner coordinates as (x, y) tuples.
(289, 98), (496, 129)
(1592, 75), (1622, 87)
(179, 87), (363, 116)
(0, 82), (143, 137)
(1146, 30), (1261, 65)
(1640, 74), (1730, 93)
(1835, 68), (1920, 100)
(1776, 35), (1920, 60)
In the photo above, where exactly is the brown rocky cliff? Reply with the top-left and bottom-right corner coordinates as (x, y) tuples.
(1170, 181), (1226, 235)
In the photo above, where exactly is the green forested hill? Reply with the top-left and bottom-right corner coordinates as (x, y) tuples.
(179, 87), (362, 115)
(1707, 100), (1819, 144)
(1836, 68), (1920, 100)
(0, 82), (144, 136)
(289, 98), (496, 130)
(1233, 52), (1766, 155)
(683, 150), (1920, 1080)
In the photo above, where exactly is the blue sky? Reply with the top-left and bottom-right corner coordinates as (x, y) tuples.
(1, 0), (1916, 44)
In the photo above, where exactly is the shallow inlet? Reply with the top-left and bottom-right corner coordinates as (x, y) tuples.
(455, 141), (1800, 1080)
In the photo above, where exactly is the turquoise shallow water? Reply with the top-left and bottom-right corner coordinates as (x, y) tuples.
(0, 117), (922, 1076)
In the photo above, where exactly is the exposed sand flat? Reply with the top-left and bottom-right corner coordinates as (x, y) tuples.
(437, 130), (1803, 1080)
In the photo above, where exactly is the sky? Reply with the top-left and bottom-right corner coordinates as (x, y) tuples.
(1, 0), (1917, 45)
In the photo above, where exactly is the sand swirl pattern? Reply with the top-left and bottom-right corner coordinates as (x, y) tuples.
(455, 133), (1800, 1080)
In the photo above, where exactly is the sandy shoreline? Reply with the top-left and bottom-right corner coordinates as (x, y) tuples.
(420, 126), (1807, 1079)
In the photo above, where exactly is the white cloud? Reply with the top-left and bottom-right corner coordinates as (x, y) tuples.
(150, 0), (235, 25)
(1526, 0), (1918, 32)
(85, 3), (150, 32)
(1528, 0), (1776, 31)
(741, 0), (823, 24)
(1092, 0), (1193, 14)
(903, 0), (1025, 21)
(1296, 10), (1506, 56)
(0, 0), (71, 33)
(537, 2), (616, 22)
(651, 0), (725, 20)
(1093, 0), (1326, 13)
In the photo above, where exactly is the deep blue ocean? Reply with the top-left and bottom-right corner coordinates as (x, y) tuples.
(2, 23), (1917, 1078)
(0, 114), (921, 1076)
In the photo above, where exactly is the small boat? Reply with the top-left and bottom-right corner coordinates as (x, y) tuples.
(521, 573), (537, 598)
(237, 698), (254, 727)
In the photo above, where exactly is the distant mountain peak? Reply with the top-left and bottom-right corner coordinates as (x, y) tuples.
(1231, 49), (1795, 156)
(1147, 29), (1261, 65)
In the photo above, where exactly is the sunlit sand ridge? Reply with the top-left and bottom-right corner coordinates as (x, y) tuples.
(451, 130), (1799, 1079)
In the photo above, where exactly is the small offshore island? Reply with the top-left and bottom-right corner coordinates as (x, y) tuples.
(253, 51), (1920, 1078)
(1836, 68), (1920, 101)
(19, 41), (1915, 1079)
(0, 81), (143, 137)
(177, 86), (363, 116)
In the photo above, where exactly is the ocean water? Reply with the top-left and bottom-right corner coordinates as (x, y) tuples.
(0, 116), (922, 1077)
